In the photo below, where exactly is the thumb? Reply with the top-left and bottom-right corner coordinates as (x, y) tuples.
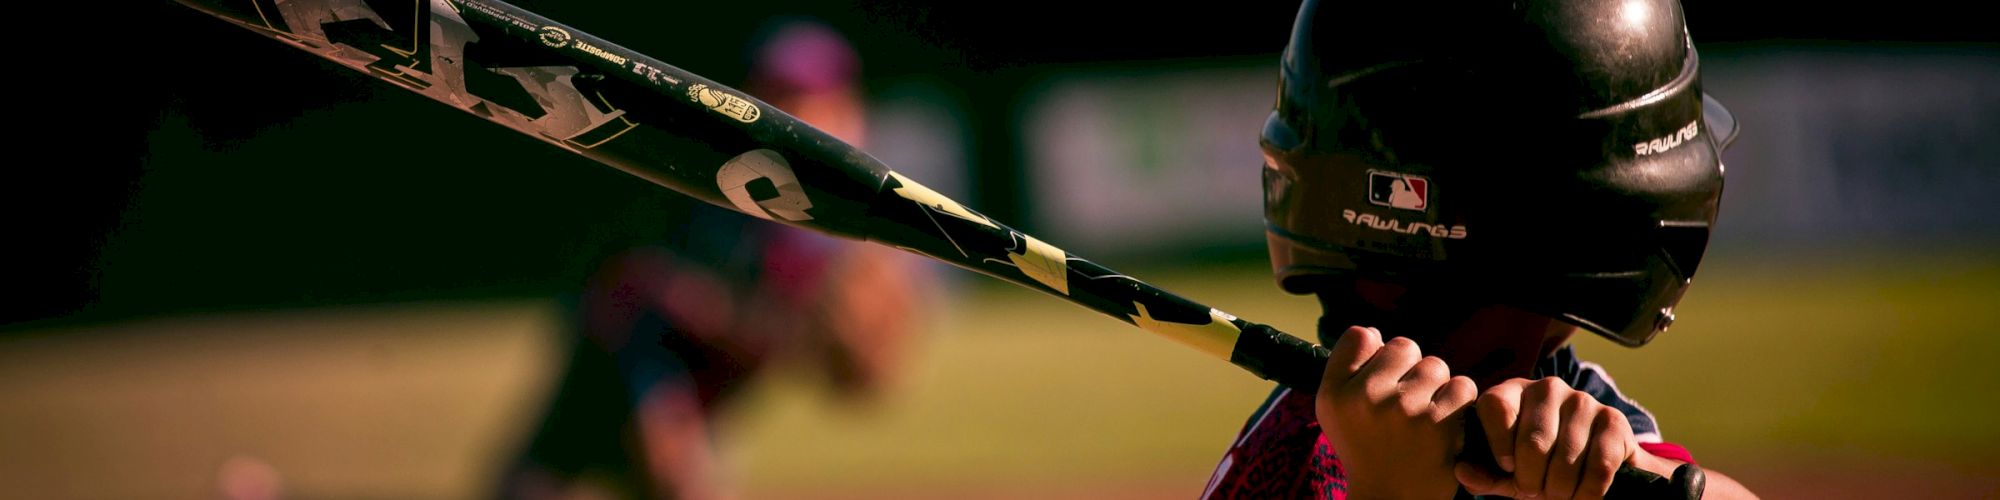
(1455, 461), (1520, 497)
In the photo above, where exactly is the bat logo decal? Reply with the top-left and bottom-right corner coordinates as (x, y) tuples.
(687, 84), (762, 123)
(537, 26), (571, 48)
(716, 149), (814, 221)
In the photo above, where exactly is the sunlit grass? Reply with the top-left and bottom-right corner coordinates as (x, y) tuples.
(0, 250), (1992, 499)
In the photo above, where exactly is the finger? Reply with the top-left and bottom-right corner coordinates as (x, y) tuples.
(1455, 460), (1520, 498)
(1355, 335), (1424, 403)
(1397, 356), (1451, 415)
(1324, 326), (1382, 385)
(1433, 376), (1479, 459)
(1547, 392), (1596, 500)
(1319, 327), (1382, 421)
(1574, 407), (1629, 500)
(1400, 354), (1451, 385)
(1432, 375), (1479, 417)
(1477, 379), (1527, 474)
(1603, 406), (1639, 464)
(1513, 377), (1566, 498)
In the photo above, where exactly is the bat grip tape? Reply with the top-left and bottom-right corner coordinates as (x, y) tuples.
(1227, 323), (1704, 500)
(1228, 322), (1329, 391)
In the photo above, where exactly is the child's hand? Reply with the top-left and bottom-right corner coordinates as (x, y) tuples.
(1455, 377), (1639, 500)
(1316, 326), (1478, 499)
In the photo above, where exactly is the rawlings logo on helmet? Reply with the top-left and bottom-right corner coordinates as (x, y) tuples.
(1341, 209), (1468, 239)
(1633, 120), (1701, 156)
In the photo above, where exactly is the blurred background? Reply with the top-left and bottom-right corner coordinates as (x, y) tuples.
(4, 1), (1996, 498)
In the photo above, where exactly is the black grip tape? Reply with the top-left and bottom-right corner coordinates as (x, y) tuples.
(1229, 322), (1329, 391)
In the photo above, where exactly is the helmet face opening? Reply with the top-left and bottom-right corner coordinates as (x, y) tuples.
(1262, 0), (1736, 348)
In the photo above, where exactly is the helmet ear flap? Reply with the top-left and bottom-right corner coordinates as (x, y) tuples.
(1656, 221), (1711, 280)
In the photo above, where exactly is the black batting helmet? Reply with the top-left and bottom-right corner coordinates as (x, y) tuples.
(1262, 0), (1740, 347)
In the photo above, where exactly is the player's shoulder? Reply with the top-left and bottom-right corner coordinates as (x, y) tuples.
(1537, 345), (1668, 443)
(1534, 345), (1630, 399)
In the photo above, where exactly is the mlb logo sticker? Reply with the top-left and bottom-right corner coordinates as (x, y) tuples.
(1367, 170), (1428, 211)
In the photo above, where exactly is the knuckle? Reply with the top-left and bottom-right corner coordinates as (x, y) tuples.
(1483, 378), (1526, 397)
(1603, 406), (1631, 427)
(1568, 390), (1596, 406)
(1384, 338), (1421, 357)
(1565, 391), (1598, 414)
(1560, 433), (1591, 461)
(1416, 354), (1443, 367)
(1433, 388), (1473, 417)
(1596, 406), (1628, 431)
(1531, 376), (1566, 392)
(1523, 382), (1552, 401)
(1333, 326), (1373, 349)
(1445, 376), (1477, 400)
(1414, 356), (1449, 379)
(1354, 326), (1381, 343)
(1526, 429), (1558, 454)
(1592, 453), (1623, 475)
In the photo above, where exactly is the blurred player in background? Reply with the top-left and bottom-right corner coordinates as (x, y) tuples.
(1202, 1), (1759, 498)
(498, 18), (927, 500)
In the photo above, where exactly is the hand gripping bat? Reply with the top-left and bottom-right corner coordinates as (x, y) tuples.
(174, 2), (1702, 497)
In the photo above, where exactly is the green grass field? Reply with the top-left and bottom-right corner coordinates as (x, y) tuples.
(2, 250), (1995, 498)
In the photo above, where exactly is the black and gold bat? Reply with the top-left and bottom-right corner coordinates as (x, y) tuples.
(173, 2), (1701, 496)
(174, 0), (1331, 389)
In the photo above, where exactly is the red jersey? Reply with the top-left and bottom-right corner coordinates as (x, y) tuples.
(1201, 346), (1695, 499)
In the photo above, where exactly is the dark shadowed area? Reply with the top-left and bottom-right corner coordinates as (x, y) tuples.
(2, 1), (1993, 498)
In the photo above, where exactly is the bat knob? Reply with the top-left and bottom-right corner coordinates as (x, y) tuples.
(1603, 462), (1706, 500)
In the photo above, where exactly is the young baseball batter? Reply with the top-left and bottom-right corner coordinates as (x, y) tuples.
(1203, 1), (1759, 498)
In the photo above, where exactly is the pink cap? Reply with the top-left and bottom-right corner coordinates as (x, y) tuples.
(749, 20), (860, 96)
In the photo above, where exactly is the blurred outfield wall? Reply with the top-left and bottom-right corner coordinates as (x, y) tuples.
(1017, 45), (2000, 259)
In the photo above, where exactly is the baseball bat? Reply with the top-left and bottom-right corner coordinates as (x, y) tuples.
(173, 0), (1329, 389)
(173, 2), (1699, 497)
